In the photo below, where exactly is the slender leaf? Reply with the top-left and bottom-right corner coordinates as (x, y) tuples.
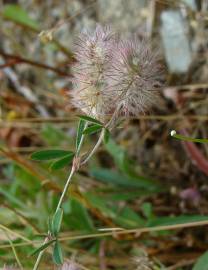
(52, 208), (63, 236)
(84, 193), (145, 228)
(3, 5), (39, 30)
(0, 186), (27, 209)
(53, 241), (63, 265)
(115, 205), (145, 228)
(41, 124), (69, 146)
(105, 137), (133, 174)
(30, 239), (55, 256)
(76, 119), (86, 152)
(103, 128), (110, 144)
(15, 165), (41, 192)
(90, 168), (160, 191)
(171, 131), (208, 144)
(193, 251), (208, 270)
(101, 189), (158, 201)
(31, 150), (73, 161)
(141, 202), (153, 219)
(78, 115), (103, 126)
(148, 215), (208, 227)
(83, 124), (103, 135)
(105, 138), (162, 191)
(64, 198), (94, 232)
(50, 154), (74, 171)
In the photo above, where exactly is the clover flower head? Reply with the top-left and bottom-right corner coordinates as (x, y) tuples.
(60, 261), (79, 270)
(2, 266), (18, 270)
(70, 25), (164, 124)
(134, 251), (154, 270)
(107, 37), (163, 117)
(71, 24), (116, 122)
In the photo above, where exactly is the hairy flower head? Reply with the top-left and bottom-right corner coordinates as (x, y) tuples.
(2, 266), (18, 270)
(71, 25), (116, 122)
(71, 26), (164, 124)
(106, 37), (163, 117)
(134, 251), (154, 270)
(59, 261), (79, 270)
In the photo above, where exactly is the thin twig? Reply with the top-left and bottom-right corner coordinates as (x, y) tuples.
(167, 259), (196, 270)
(0, 50), (70, 77)
(1, 228), (24, 270)
(0, 219), (208, 250)
(0, 224), (32, 243)
(58, 219), (208, 242)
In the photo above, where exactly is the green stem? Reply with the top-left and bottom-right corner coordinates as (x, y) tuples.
(33, 238), (48, 270)
(32, 123), (88, 269)
(55, 166), (75, 213)
(81, 129), (105, 165)
(32, 166), (76, 269)
(76, 122), (88, 156)
(32, 120), (105, 269)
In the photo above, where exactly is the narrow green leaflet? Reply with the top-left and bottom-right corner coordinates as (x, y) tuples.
(2, 4), (39, 30)
(78, 115), (103, 126)
(103, 128), (110, 144)
(50, 154), (74, 171)
(171, 130), (208, 144)
(105, 137), (133, 174)
(14, 165), (41, 191)
(147, 215), (208, 227)
(100, 189), (158, 201)
(31, 150), (73, 161)
(76, 119), (86, 152)
(141, 202), (153, 220)
(52, 208), (63, 236)
(41, 124), (69, 146)
(193, 251), (208, 270)
(83, 124), (103, 135)
(84, 193), (145, 228)
(0, 186), (27, 209)
(30, 239), (55, 256)
(104, 138), (162, 191)
(53, 241), (63, 265)
(90, 168), (161, 191)
(65, 198), (94, 232)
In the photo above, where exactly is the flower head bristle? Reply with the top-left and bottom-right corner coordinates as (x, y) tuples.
(134, 251), (154, 270)
(70, 25), (116, 122)
(106, 37), (164, 117)
(59, 261), (79, 270)
(70, 25), (164, 124)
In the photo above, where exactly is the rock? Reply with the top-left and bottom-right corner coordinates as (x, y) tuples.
(160, 10), (192, 73)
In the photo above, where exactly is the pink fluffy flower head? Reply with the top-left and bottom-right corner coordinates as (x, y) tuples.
(71, 25), (163, 123)
(59, 261), (79, 270)
(106, 37), (163, 117)
(71, 25), (116, 122)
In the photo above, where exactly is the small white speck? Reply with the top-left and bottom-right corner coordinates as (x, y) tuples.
(98, 227), (124, 231)
(170, 130), (176, 136)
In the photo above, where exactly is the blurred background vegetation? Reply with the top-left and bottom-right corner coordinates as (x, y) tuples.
(0, 0), (208, 269)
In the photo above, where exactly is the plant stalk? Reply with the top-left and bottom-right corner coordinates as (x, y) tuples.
(33, 122), (104, 269)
